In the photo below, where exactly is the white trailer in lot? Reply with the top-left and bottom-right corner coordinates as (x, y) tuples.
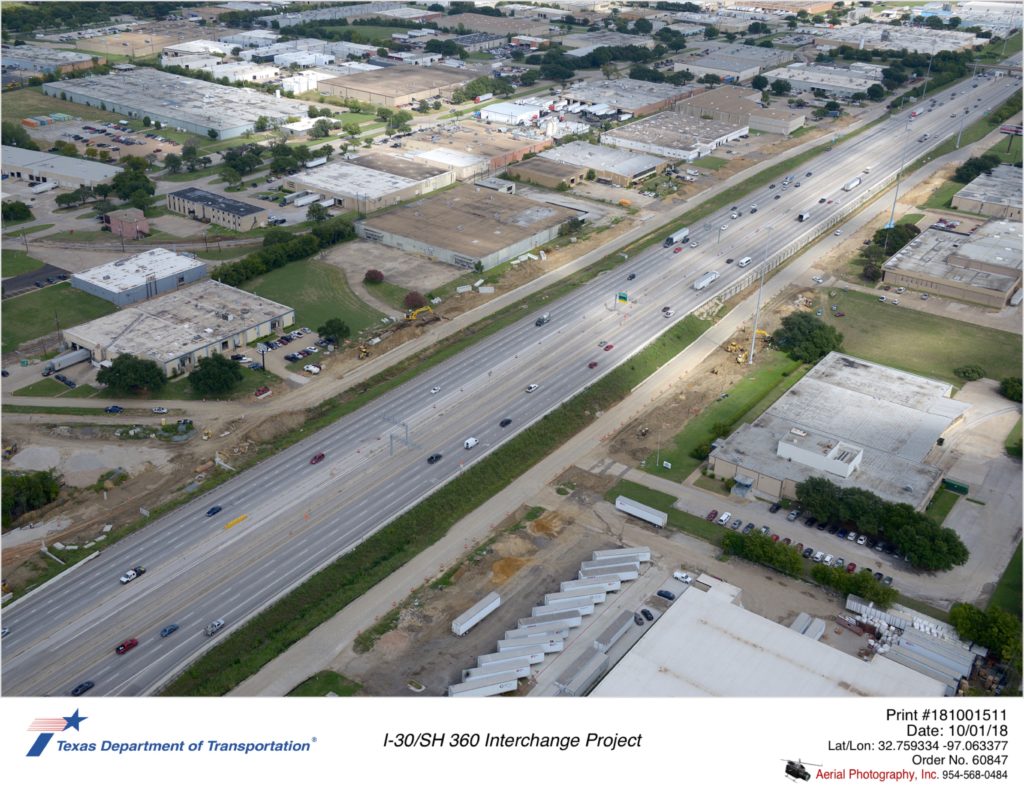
(580, 559), (640, 575)
(544, 588), (607, 605)
(594, 545), (652, 563)
(452, 591), (501, 637)
(497, 636), (564, 653)
(593, 610), (635, 653)
(504, 626), (570, 640)
(478, 647), (546, 667)
(579, 563), (639, 582)
(518, 611), (583, 629)
(462, 662), (531, 682)
(532, 601), (595, 617)
(555, 647), (609, 697)
(448, 672), (518, 697)
(293, 192), (322, 207)
(561, 575), (621, 593)
(509, 618), (578, 635)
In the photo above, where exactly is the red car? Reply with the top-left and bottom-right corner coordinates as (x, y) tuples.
(588, 361), (598, 369)
(673, 246), (683, 253)
(310, 452), (325, 465)
(846, 562), (857, 573)
(706, 509), (718, 522)
(770, 534), (780, 542)
(604, 344), (614, 352)
(115, 638), (139, 655)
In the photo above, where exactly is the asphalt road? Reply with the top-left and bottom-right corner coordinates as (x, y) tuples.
(1, 74), (1018, 697)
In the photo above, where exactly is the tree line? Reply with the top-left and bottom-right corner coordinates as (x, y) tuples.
(2, 470), (61, 529)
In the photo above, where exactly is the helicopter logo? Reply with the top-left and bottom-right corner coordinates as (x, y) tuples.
(782, 758), (821, 781)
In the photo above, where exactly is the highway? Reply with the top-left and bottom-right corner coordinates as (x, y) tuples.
(1, 73), (1018, 697)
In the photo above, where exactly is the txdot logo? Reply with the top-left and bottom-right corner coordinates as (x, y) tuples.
(26, 709), (87, 757)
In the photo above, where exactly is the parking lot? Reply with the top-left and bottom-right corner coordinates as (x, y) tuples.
(29, 119), (181, 163)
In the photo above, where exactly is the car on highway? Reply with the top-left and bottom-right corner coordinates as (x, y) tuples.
(634, 612), (645, 626)
(310, 452), (325, 465)
(105, 405), (125, 414)
(670, 245), (683, 253)
(499, 418), (512, 428)
(115, 638), (139, 655)
(641, 608), (654, 622)
(689, 241), (698, 248)
(429, 386), (441, 395)
(206, 506), (222, 517)
(818, 197), (827, 204)
(803, 547), (815, 559)
(626, 273), (636, 281)
(603, 344), (614, 352)
(71, 681), (95, 697)
(706, 509), (718, 522)
(720, 224), (728, 231)
(119, 566), (146, 584)
(151, 407), (168, 414)
(525, 383), (539, 393)
(805, 172), (813, 177)
(427, 454), (442, 464)
(750, 207), (758, 214)
(588, 361), (598, 369)
(656, 589), (676, 601)
(834, 229), (842, 236)
(730, 212), (739, 219)
(769, 183), (775, 189)
(160, 624), (179, 638)
(774, 194), (781, 200)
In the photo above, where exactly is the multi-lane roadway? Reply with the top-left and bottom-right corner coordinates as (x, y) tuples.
(1, 73), (1018, 697)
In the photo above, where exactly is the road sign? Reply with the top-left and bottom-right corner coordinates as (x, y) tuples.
(999, 124), (1022, 136)
(617, 291), (628, 303)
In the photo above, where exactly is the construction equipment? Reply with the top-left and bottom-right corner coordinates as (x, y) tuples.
(2, 441), (18, 460)
(405, 306), (433, 321)
(725, 341), (741, 354)
(357, 345), (370, 359)
(736, 351), (747, 364)
(755, 329), (768, 337)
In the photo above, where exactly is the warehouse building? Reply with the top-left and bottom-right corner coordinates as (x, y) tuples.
(708, 353), (969, 509)
(450, 32), (506, 52)
(219, 30), (280, 48)
(591, 574), (948, 697)
(675, 85), (805, 135)
(166, 188), (268, 231)
(259, 2), (399, 28)
(564, 78), (696, 117)
(951, 165), (1023, 220)
(442, 13), (550, 36)
(506, 158), (588, 190)
(397, 122), (553, 180)
(601, 112), (747, 162)
(741, 1), (836, 14)
(538, 141), (667, 187)
(680, 43), (792, 83)
(71, 248), (208, 307)
(283, 153), (454, 214)
(0, 44), (103, 75)
(318, 64), (470, 108)
(356, 184), (578, 271)
(161, 39), (227, 58)
(64, 280), (295, 377)
(761, 62), (883, 99)
(559, 30), (657, 58)
(42, 68), (311, 139)
(479, 101), (542, 126)
(0, 144), (122, 188)
(209, 62), (281, 83)
(804, 23), (981, 54)
(100, 208), (149, 240)
(881, 220), (1022, 308)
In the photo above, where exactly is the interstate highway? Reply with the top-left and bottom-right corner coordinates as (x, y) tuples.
(1, 74), (1018, 696)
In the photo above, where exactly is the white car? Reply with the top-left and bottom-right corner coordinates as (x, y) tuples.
(430, 385), (441, 395)
(730, 212), (740, 219)
(813, 551), (825, 563)
(304, 346), (318, 354)
(237, 356), (252, 364)
(118, 569), (137, 584)
(303, 364), (321, 375)
(823, 554), (833, 565)
(716, 511), (732, 526)
(846, 531), (857, 542)
(720, 224), (728, 231)
(673, 571), (693, 584)
(151, 407), (168, 414)
(856, 534), (868, 545)
(689, 241), (699, 248)
(833, 230), (842, 236)
(525, 383), (539, 393)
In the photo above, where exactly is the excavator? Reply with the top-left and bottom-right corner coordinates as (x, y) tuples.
(405, 306), (433, 321)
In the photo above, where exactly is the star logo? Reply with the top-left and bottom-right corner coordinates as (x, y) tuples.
(26, 710), (87, 757)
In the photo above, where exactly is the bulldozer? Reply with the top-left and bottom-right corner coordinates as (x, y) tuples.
(724, 341), (741, 354)
(357, 345), (370, 360)
(736, 351), (748, 364)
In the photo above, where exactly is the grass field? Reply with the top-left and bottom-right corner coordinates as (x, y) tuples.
(13, 378), (69, 397)
(248, 258), (384, 336)
(2, 283), (115, 355)
(644, 351), (807, 481)
(605, 480), (726, 544)
(62, 383), (99, 399)
(694, 156), (729, 171)
(987, 134), (1022, 164)
(898, 212), (925, 226)
(363, 279), (410, 311)
(1, 250), (45, 277)
(156, 365), (280, 401)
(820, 290), (1022, 385)
(1006, 417), (1022, 459)
(990, 543), (1022, 619)
(921, 179), (963, 211)
(4, 223), (55, 236)
(0, 87), (122, 124)
(287, 671), (362, 697)
(924, 488), (960, 524)
(2, 404), (109, 416)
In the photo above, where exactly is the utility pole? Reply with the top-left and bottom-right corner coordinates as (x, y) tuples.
(884, 118), (913, 230)
(748, 226), (771, 366)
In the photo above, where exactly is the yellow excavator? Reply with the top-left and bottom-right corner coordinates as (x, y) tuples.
(358, 345), (370, 359)
(405, 306), (433, 321)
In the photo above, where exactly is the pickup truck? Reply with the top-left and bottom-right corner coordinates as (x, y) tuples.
(119, 566), (146, 584)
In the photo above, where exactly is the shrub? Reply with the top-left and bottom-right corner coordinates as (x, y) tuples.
(364, 269), (384, 284)
(404, 291), (427, 310)
(954, 364), (986, 381)
(999, 377), (1022, 402)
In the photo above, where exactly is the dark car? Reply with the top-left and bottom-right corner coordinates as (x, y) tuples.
(742, 523), (754, 534)
(774, 194), (781, 200)
(873, 571), (884, 581)
(427, 453), (442, 464)
(105, 405), (124, 414)
(641, 608), (654, 622)
(706, 509), (718, 522)
(160, 624), (179, 638)
(205, 506), (222, 517)
(805, 171), (813, 177)
(725, 258), (734, 264)
(803, 516), (816, 527)
(634, 612), (645, 626)
(768, 502), (781, 513)
(818, 197), (827, 204)
(310, 452), (325, 465)
(750, 208), (758, 214)
(588, 361), (598, 369)
(499, 418), (512, 428)
(1, 369), (8, 377)
(115, 638), (139, 655)
(828, 524), (840, 534)
(71, 681), (95, 697)
(656, 589), (676, 601)
(802, 547), (815, 559)
(603, 344), (614, 352)
(882, 575), (893, 586)
(34, 281), (44, 288)
(626, 273), (636, 281)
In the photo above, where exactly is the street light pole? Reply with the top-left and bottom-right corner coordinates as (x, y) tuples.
(748, 226), (772, 365)
(884, 118), (913, 230)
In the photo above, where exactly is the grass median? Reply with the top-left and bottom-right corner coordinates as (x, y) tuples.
(162, 314), (710, 696)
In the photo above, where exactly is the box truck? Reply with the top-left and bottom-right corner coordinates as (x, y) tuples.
(663, 227), (690, 247)
(692, 271), (720, 291)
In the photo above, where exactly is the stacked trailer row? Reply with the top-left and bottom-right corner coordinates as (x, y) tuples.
(448, 672), (518, 697)
(496, 636), (564, 654)
(543, 588), (607, 606)
(592, 546), (651, 563)
(560, 575), (621, 593)
(533, 601), (595, 617)
(518, 611), (583, 629)
(593, 611), (635, 653)
(462, 662), (532, 682)
(554, 648), (609, 697)
(478, 646), (546, 667)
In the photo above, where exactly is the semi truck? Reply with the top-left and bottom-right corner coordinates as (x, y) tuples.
(278, 190), (309, 206)
(42, 348), (91, 376)
(293, 192), (322, 208)
(692, 271), (720, 291)
(663, 227), (690, 247)
(842, 177), (861, 192)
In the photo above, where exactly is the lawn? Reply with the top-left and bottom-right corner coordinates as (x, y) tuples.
(13, 378), (69, 397)
(898, 212), (925, 226)
(364, 279), (410, 311)
(820, 290), (1022, 385)
(287, 670), (362, 697)
(986, 134), (1022, 164)
(247, 258), (384, 336)
(924, 488), (960, 525)
(989, 543), (1022, 619)
(693, 156), (729, 171)
(0, 87), (122, 124)
(4, 223), (55, 236)
(1, 249), (45, 277)
(1006, 417), (1022, 459)
(605, 480), (726, 544)
(2, 283), (116, 355)
(157, 365), (281, 401)
(644, 351), (806, 481)
(920, 179), (962, 210)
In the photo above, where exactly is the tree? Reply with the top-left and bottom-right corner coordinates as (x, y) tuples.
(953, 153), (1001, 183)
(2, 470), (61, 529)
(364, 269), (384, 284)
(343, 121), (362, 138)
(1, 120), (39, 150)
(698, 73), (721, 85)
(253, 116), (270, 133)
(310, 118), (333, 139)
(770, 78), (792, 95)
(221, 166), (242, 188)
(164, 153), (182, 173)
(751, 74), (768, 91)
(772, 312), (843, 363)
(518, 69), (540, 86)
(866, 83), (885, 101)
(387, 110), (413, 133)
(207, 128), (218, 139)
(824, 100), (841, 113)
(317, 318), (351, 344)
(404, 291), (427, 310)
(262, 228), (294, 248)
(188, 354), (243, 396)
(703, 25), (719, 39)
(633, 18), (653, 34)
(2, 200), (33, 222)
(999, 377), (1022, 403)
(96, 353), (167, 394)
(306, 202), (329, 222)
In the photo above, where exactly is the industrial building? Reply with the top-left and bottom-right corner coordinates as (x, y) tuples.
(166, 188), (268, 231)
(258, 2), (402, 28)
(209, 62), (281, 83)
(42, 68), (311, 139)
(559, 30), (657, 58)
(71, 248), (208, 307)
(283, 153), (454, 214)
(881, 220), (1022, 308)
(761, 62), (884, 99)
(0, 44), (103, 75)
(100, 208), (149, 240)
(538, 141), (667, 187)
(280, 63), (382, 94)
(590, 575), (948, 697)
(479, 101), (541, 126)
(804, 23), (982, 54)
(396, 122), (553, 180)
(564, 78), (696, 117)
(506, 158), (588, 190)
(450, 32), (506, 52)
(0, 144), (122, 188)
(64, 280), (295, 377)
(318, 64), (471, 108)
(674, 85), (806, 135)
(161, 39), (227, 58)
(356, 184), (578, 271)
(951, 164), (1023, 220)
(679, 43), (792, 83)
(673, 10), (774, 34)
(441, 13), (550, 36)
(601, 112), (747, 162)
(708, 352), (970, 508)
(741, 0), (836, 14)
(219, 30), (280, 48)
